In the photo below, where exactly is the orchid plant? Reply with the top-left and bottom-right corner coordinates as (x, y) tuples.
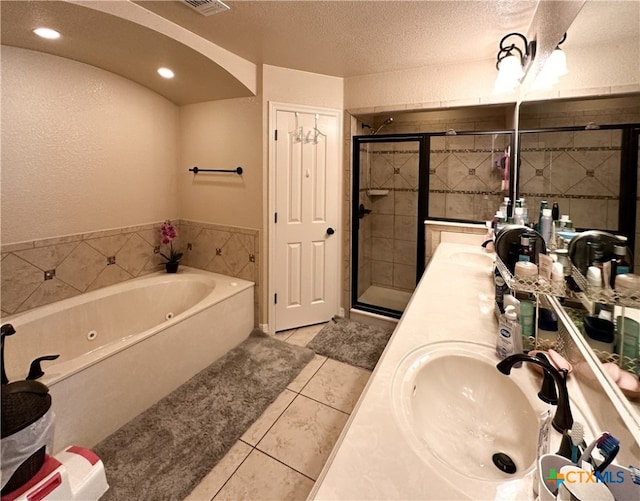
(159, 220), (183, 263)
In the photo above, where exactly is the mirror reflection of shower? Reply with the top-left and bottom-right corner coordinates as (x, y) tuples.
(362, 117), (394, 135)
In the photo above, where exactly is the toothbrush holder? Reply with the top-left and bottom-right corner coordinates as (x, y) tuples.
(537, 453), (574, 501)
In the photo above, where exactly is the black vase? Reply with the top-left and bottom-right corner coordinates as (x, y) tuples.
(165, 261), (179, 273)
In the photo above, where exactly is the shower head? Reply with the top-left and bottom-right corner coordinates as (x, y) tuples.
(373, 117), (393, 135)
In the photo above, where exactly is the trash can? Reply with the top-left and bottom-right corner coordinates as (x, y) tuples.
(1, 380), (55, 495)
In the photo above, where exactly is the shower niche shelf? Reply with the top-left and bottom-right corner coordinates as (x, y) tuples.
(367, 189), (389, 196)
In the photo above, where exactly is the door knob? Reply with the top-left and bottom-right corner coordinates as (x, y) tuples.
(326, 227), (335, 235)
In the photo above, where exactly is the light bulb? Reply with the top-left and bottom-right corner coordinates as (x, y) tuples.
(33, 27), (61, 39)
(547, 48), (568, 77)
(157, 67), (175, 79)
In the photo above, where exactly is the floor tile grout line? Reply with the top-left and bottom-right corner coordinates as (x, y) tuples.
(254, 446), (318, 483)
(295, 355), (329, 394)
(294, 392), (352, 417)
(203, 440), (254, 501)
(249, 390), (301, 448)
(209, 436), (316, 500)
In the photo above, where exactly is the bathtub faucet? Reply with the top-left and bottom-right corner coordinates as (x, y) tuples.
(27, 354), (60, 380)
(1, 323), (17, 384)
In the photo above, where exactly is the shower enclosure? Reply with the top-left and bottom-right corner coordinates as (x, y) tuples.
(351, 130), (513, 318)
(352, 135), (427, 318)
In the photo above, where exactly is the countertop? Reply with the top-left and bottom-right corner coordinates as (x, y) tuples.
(309, 242), (598, 500)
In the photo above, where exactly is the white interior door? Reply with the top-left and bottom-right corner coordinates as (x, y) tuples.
(272, 107), (340, 332)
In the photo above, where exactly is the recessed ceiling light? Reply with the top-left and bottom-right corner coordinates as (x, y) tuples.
(33, 28), (61, 40)
(157, 67), (175, 79)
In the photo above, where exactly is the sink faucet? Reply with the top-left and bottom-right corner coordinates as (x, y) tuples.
(497, 354), (574, 433)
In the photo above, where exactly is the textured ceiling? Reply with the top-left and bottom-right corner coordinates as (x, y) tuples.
(1, 1), (638, 105)
(137, 0), (540, 77)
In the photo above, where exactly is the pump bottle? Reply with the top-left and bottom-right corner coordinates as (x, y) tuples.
(496, 305), (523, 362)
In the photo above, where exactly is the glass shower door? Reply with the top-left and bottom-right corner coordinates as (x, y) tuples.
(352, 135), (427, 318)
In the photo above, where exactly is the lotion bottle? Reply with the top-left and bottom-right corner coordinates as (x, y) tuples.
(540, 208), (553, 246)
(496, 305), (523, 364)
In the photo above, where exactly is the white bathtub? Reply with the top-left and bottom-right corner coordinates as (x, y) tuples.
(1, 266), (254, 452)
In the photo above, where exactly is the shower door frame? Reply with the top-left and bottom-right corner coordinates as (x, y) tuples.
(351, 133), (429, 319)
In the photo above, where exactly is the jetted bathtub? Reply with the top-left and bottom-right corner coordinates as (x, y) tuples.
(1, 266), (254, 452)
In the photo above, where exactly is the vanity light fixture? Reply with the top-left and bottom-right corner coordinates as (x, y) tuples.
(157, 67), (175, 79)
(33, 27), (61, 40)
(494, 32), (536, 94)
(549, 33), (568, 76)
(532, 33), (568, 90)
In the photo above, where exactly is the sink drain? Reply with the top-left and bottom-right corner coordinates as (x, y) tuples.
(492, 452), (517, 474)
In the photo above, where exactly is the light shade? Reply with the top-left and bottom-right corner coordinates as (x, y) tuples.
(494, 55), (524, 93)
(546, 48), (568, 77)
(532, 48), (568, 90)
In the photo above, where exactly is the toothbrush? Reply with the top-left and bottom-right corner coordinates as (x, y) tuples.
(629, 465), (640, 485)
(569, 422), (584, 464)
(594, 433), (620, 473)
(557, 422), (585, 462)
(578, 432), (606, 468)
(577, 432), (620, 473)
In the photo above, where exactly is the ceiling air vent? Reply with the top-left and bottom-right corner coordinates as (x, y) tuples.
(183, 0), (230, 16)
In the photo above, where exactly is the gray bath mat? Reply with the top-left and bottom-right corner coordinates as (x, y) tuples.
(307, 318), (394, 371)
(94, 329), (314, 501)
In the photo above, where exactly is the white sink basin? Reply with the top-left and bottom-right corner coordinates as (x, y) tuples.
(392, 341), (539, 483)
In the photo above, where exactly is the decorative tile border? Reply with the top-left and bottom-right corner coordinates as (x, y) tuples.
(520, 192), (620, 201)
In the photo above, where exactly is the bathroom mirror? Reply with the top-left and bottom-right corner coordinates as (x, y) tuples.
(516, 0), (640, 432)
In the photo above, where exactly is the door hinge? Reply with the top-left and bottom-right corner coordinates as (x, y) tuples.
(274, 293), (278, 304)
(274, 212), (278, 223)
(274, 129), (278, 141)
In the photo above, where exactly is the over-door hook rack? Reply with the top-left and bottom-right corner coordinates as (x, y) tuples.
(189, 166), (243, 175)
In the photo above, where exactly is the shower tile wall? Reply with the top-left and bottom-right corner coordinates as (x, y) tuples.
(360, 143), (418, 295)
(0, 220), (259, 322)
(382, 112), (511, 223)
(519, 98), (640, 271)
(429, 134), (508, 222)
(519, 130), (621, 230)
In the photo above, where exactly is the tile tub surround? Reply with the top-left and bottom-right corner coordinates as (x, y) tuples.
(310, 242), (640, 500)
(0, 220), (259, 320)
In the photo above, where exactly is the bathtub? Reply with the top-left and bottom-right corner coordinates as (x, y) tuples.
(1, 266), (254, 452)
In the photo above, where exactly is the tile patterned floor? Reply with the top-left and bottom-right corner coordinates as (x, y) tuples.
(185, 323), (372, 501)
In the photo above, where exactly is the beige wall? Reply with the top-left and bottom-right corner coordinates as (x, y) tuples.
(345, 58), (507, 114)
(262, 65), (344, 109)
(177, 97), (263, 229)
(1, 47), (179, 244)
